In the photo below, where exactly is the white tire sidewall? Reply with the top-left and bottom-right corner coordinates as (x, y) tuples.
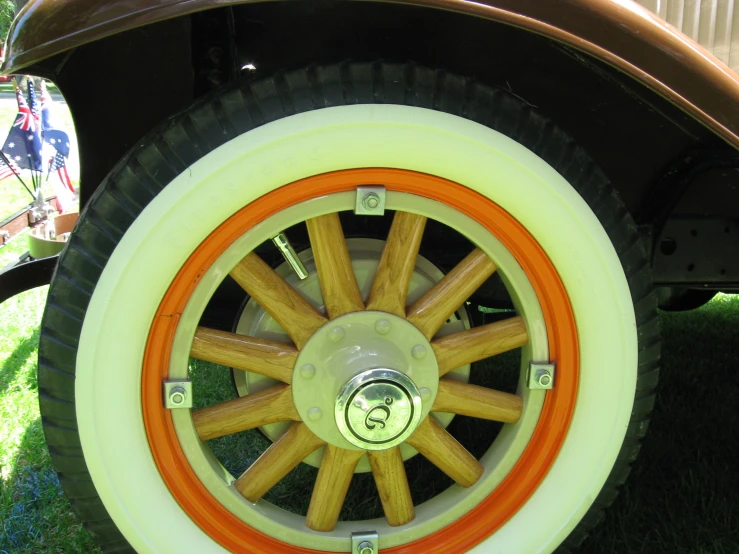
(76, 105), (637, 554)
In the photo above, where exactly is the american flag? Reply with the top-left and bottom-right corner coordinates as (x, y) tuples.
(41, 82), (74, 195)
(49, 150), (73, 192)
(0, 157), (21, 181)
(28, 80), (42, 132)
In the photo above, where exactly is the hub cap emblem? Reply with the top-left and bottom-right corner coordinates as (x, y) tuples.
(365, 397), (393, 430)
(336, 369), (423, 450)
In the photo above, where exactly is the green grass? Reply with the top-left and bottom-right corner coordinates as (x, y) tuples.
(0, 291), (738, 552)
(0, 83), (60, 95)
(580, 293), (739, 554)
(0, 284), (99, 553)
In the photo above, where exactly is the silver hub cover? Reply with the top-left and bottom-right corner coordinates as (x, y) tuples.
(336, 369), (422, 450)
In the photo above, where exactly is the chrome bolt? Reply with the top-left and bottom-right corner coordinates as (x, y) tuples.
(420, 387), (432, 402)
(362, 193), (380, 210)
(307, 407), (323, 421)
(300, 364), (316, 379)
(375, 319), (391, 335)
(328, 326), (345, 343)
(358, 541), (375, 554)
(169, 386), (186, 405)
(536, 368), (553, 388)
(411, 344), (427, 360)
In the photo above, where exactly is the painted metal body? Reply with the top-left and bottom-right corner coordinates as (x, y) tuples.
(2, 0), (739, 149)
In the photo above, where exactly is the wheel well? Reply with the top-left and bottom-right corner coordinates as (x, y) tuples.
(27, 2), (738, 285)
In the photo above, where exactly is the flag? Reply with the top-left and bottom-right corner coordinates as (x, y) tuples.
(28, 80), (41, 131)
(2, 82), (43, 172)
(41, 80), (72, 184)
(0, 157), (21, 181)
(40, 80), (56, 131)
(49, 150), (73, 192)
(44, 128), (71, 159)
(48, 149), (75, 213)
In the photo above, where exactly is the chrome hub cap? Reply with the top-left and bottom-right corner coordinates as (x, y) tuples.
(292, 310), (438, 450)
(336, 369), (423, 450)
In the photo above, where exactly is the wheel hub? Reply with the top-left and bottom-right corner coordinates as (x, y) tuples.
(336, 369), (422, 450)
(233, 238), (473, 465)
(292, 310), (438, 450)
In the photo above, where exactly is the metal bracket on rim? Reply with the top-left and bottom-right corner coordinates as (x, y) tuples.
(355, 186), (386, 216)
(352, 531), (379, 554)
(163, 380), (193, 409)
(528, 362), (555, 390)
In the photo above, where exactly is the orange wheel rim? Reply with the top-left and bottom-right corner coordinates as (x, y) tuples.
(142, 168), (579, 553)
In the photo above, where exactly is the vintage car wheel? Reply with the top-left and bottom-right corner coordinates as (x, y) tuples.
(38, 63), (659, 553)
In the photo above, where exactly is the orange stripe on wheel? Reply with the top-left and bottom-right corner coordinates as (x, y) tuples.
(142, 168), (579, 554)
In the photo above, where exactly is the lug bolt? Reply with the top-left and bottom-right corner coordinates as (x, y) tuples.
(358, 541), (375, 554)
(328, 326), (345, 343)
(300, 364), (316, 379)
(420, 387), (432, 402)
(169, 386), (186, 405)
(307, 407), (323, 421)
(362, 192), (380, 210)
(375, 319), (391, 335)
(536, 369), (553, 388)
(411, 345), (427, 360)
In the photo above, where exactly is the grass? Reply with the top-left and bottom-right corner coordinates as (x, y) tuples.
(0, 83), (61, 95)
(0, 287), (738, 552)
(580, 293), (739, 554)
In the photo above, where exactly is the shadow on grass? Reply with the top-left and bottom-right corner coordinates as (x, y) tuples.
(0, 418), (100, 554)
(0, 329), (40, 397)
(579, 297), (739, 554)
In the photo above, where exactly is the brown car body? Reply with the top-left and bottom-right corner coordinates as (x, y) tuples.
(3, 0), (739, 149)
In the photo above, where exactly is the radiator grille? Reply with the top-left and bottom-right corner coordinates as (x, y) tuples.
(637, 0), (739, 73)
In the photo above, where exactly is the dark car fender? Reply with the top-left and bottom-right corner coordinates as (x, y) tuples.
(2, 0), (739, 150)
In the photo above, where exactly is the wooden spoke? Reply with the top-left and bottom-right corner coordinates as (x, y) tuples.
(305, 446), (365, 531)
(191, 327), (297, 383)
(405, 417), (484, 487)
(368, 447), (415, 526)
(432, 316), (528, 376)
(230, 252), (328, 349)
(306, 214), (364, 319)
(432, 379), (523, 424)
(193, 384), (300, 441)
(366, 212), (427, 317)
(235, 422), (325, 502)
(406, 248), (497, 340)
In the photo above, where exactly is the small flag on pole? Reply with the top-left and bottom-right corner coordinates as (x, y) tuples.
(29, 80), (41, 131)
(40, 80), (56, 131)
(0, 157), (21, 181)
(40, 80), (75, 211)
(2, 82), (44, 174)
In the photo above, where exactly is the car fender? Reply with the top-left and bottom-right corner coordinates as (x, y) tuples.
(2, 0), (738, 149)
